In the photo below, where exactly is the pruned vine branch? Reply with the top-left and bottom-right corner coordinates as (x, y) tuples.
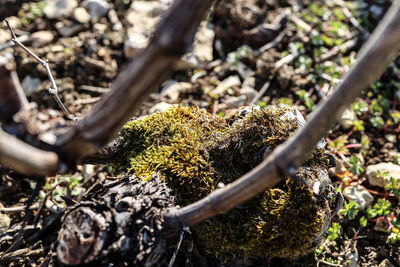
(164, 1), (400, 229)
(56, 0), (215, 163)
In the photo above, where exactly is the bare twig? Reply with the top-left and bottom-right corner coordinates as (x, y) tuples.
(0, 34), (29, 51)
(336, 0), (369, 37)
(78, 85), (110, 94)
(5, 19), (78, 122)
(249, 81), (270, 105)
(317, 38), (358, 63)
(254, 28), (288, 56)
(165, 1), (400, 229)
(168, 226), (190, 267)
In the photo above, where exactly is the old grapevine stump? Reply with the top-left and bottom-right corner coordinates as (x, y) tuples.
(55, 106), (341, 266)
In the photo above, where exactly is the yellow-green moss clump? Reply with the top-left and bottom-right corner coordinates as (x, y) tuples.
(113, 105), (334, 260)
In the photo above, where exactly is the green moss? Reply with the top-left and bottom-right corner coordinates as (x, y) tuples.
(113, 105), (333, 260)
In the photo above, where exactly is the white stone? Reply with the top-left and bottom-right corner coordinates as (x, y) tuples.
(176, 22), (214, 70)
(366, 162), (400, 188)
(31, 31), (54, 47)
(73, 7), (91, 24)
(124, 3), (161, 58)
(82, 0), (110, 22)
(160, 81), (191, 102)
(129, 1), (166, 17)
(108, 9), (122, 31)
(56, 22), (84, 37)
(0, 29), (11, 44)
(219, 95), (247, 109)
(239, 86), (257, 101)
(44, 0), (77, 19)
(329, 156), (349, 176)
(340, 108), (357, 130)
(124, 2), (213, 68)
(211, 75), (241, 97)
(342, 185), (373, 210)
(149, 102), (173, 114)
(21, 76), (41, 96)
(124, 31), (149, 58)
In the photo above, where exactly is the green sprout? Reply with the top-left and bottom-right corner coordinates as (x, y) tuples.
(352, 120), (365, 131)
(386, 177), (400, 199)
(297, 89), (315, 110)
(227, 45), (252, 71)
(327, 222), (341, 241)
(373, 199), (392, 217)
(352, 100), (369, 116)
(390, 110), (400, 124)
(370, 116), (384, 129)
(341, 200), (359, 220)
(359, 216), (368, 227)
(348, 156), (364, 176)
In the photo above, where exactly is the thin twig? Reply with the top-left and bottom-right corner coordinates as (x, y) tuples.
(78, 85), (110, 94)
(249, 81), (271, 105)
(168, 226), (190, 267)
(317, 38), (357, 63)
(4, 18), (78, 122)
(0, 179), (44, 261)
(33, 180), (68, 226)
(254, 29), (288, 56)
(1, 204), (39, 213)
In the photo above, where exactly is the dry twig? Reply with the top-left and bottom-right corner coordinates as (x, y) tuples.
(5, 19), (78, 122)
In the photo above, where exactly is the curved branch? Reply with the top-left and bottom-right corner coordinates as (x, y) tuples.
(57, 0), (215, 163)
(0, 129), (58, 176)
(0, 53), (29, 123)
(165, 1), (400, 229)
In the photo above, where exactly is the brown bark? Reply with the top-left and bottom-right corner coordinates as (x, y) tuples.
(0, 53), (29, 123)
(57, 0), (215, 163)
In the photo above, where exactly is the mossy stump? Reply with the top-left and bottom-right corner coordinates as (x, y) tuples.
(112, 105), (339, 262)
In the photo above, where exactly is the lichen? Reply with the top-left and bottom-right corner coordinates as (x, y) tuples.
(112, 105), (334, 260)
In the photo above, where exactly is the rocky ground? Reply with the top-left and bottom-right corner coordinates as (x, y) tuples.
(0, 0), (399, 266)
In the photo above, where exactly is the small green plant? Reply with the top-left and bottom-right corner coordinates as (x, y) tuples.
(227, 45), (252, 71)
(370, 116), (384, 129)
(394, 155), (400, 165)
(352, 100), (369, 116)
(390, 110), (400, 124)
(360, 135), (370, 155)
(348, 156), (364, 176)
(386, 177), (400, 199)
(341, 200), (359, 220)
(296, 56), (313, 72)
(328, 135), (348, 155)
(327, 222), (341, 240)
(359, 216), (368, 227)
(387, 231), (400, 243)
(352, 119), (365, 131)
(297, 89), (315, 110)
(372, 199), (392, 217)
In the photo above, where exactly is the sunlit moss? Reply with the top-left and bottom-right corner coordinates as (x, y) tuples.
(113, 105), (332, 259)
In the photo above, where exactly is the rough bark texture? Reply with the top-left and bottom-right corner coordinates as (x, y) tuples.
(55, 176), (181, 267)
